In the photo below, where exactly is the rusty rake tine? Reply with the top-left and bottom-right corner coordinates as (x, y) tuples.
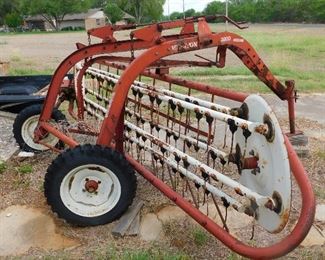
(186, 180), (199, 209)
(211, 194), (230, 232)
(167, 165), (176, 190)
(223, 123), (228, 149)
(250, 217), (256, 240)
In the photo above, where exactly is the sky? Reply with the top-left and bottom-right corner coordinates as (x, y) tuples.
(163, 0), (218, 15)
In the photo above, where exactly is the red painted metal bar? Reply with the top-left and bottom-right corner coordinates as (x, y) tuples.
(285, 80), (296, 134)
(95, 27), (295, 145)
(96, 55), (213, 68)
(39, 33), (201, 122)
(31, 18), (313, 258)
(115, 106), (125, 154)
(126, 135), (315, 259)
(39, 122), (78, 148)
(39, 21), (292, 130)
(103, 61), (248, 103)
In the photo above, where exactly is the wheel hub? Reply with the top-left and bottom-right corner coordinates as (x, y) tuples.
(84, 179), (100, 193)
(60, 164), (122, 217)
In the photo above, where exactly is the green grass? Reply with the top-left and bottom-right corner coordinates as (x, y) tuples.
(227, 252), (243, 260)
(0, 30), (85, 36)
(316, 150), (325, 160)
(16, 164), (33, 174)
(172, 24), (325, 93)
(2, 24), (324, 93)
(9, 68), (53, 76)
(192, 227), (208, 247)
(315, 188), (325, 200)
(91, 244), (190, 260)
(0, 161), (6, 174)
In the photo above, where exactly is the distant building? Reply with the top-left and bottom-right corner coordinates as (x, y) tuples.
(115, 12), (135, 25)
(84, 10), (106, 31)
(24, 15), (53, 31)
(25, 9), (106, 31)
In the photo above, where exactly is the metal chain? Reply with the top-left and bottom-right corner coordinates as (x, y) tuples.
(88, 33), (91, 45)
(130, 35), (135, 60)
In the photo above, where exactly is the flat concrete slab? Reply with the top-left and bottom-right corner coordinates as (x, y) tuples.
(0, 205), (79, 256)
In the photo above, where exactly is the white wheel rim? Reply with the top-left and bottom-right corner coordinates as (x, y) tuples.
(21, 115), (59, 151)
(235, 94), (291, 233)
(60, 164), (122, 217)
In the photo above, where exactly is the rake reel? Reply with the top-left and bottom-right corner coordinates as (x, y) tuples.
(17, 16), (315, 259)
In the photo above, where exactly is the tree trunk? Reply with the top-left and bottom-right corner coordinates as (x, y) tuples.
(41, 14), (56, 31)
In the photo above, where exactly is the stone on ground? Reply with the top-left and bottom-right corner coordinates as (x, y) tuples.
(300, 226), (325, 247)
(315, 204), (325, 222)
(139, 213), (162, 241)
(199, 203), (251, 230)
(0, 205), (79, 256)
(156, 205), (186, 223)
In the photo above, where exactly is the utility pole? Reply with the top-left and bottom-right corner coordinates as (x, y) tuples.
(183, 0), (185, 19)
(168, 0), (170, 19)
(226, 0), (229, 30)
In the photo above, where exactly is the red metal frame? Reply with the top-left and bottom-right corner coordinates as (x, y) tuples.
(33, 17), (315, 258)
(126, 135), (315, 259)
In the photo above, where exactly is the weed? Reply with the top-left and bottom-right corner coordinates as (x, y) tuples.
(10, 55), (21, 62)
(314, 188), (325, 200)
(92, 244), (189, 260)
(121, 249), (189, 260)
(13, 177), (30, 189)
(42, 251), (71, 260)
(316, 150), (325, 160)
(0, 161), (6, 174)
(227, 252), (242, 260)
(17, 164), (33, 174)
(192, 227), (208, 247)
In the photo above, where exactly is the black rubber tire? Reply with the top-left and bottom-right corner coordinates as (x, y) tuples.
(44, 144), (137, 226)
(13, 104), (66, 152)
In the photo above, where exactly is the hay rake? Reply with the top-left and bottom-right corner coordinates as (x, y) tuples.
(14, 15), (315, 259)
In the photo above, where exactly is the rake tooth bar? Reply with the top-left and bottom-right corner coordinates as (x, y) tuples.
(31, 16), (315, 259)
(125, 134), (243, 210)
(86, 67), (268, 134)
(125, 120), (275, 210)
(88, 67), (232, 114)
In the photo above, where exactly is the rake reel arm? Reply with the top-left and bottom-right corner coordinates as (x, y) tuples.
(126, 135), (315, 259)
(28, 17), (315, 259)
(39, 18), (290, 123)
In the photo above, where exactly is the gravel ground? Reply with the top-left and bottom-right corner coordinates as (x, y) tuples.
(0, 113), (18, 161)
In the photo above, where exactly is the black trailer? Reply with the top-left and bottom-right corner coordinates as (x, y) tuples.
(0, 75), (51, 113)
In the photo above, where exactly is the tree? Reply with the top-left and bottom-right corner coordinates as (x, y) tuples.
(185, 8), (196, 18)
(308, 0), (325, 23)
(91, 0), (107, 8)
(170, 11), (183, 20)
(203, 1), (225, 16)
(4, 12), (22, 29)
(21, 0), (92, 31)
(0, 0), (20, 25)
(112, 0), (165, 23)
(104, 3), (123, 24)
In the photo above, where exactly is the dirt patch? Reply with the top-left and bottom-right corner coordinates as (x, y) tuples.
(0, 205), (79, 256)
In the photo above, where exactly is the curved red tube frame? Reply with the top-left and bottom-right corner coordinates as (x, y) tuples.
(35, 18), (315, 258)
(126, 135), (315, 259)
